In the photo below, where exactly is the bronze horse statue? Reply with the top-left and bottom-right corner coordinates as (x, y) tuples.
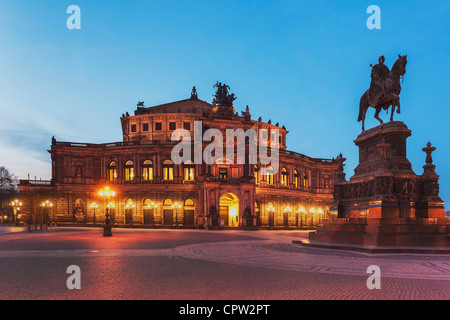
(358, 55), (408, 131)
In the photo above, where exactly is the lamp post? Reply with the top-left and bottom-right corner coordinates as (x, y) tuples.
(40, 200), (53, 227)
(283, 205), (292, 228)
(98, 187), (116, 237)
(172, 202), (182, 228)
(299, 206), (306, 229)
(91, 202), (98, 224)
(125, 201), (135, 225)
(10, 199), (23, 225)
(146, 202), (157, 226)
(267, 204), (275, 228)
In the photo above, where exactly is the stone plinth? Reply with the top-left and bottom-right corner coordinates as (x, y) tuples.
(302, 121), (450, 253)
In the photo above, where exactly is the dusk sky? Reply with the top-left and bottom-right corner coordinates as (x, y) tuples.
(0, 0), (449, 209)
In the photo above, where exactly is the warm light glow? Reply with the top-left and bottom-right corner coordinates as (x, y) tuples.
(299, 206), (306, 213)
(318, 208), (323, 214)
(310, 208), (316, 213)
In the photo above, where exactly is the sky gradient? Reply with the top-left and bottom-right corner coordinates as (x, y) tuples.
(0, 0), (449, 209)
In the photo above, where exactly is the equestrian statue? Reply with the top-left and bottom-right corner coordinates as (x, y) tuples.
(358, 54), (408, 131)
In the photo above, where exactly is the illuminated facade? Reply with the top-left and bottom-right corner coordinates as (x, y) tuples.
(19, 88), (339, 229)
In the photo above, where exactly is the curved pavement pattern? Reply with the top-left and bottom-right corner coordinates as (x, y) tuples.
(0, 228), (449, 300)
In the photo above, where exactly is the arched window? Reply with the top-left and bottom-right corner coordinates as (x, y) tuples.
(143, 198), (152, 207)
(294, 170), (299, 188)
(184, 198), (194, 207)
(265, 166), (274, 185)
(142, 160), (153, 181)
(281, 167), (289, 186)
(183, 160), (195, 181)
(125, 198), (134, 208)
(124, 160), (134, 181)
(303, 170), (309, 188)
(254, 165), (259, 184)
(163, 160), (174, 181)
(108, 161), (117, 181)
(163, 198), (173, 207)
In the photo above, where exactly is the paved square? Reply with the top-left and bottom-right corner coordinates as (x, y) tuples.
(0, 227), (449, 300)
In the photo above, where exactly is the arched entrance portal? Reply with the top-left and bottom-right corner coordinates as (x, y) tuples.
(219, 193), (239, 227)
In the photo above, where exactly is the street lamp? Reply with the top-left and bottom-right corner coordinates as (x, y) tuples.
(267, 204), (275, 228)
(91, 202), (98, 224)
(98, 187), (116, 237)
(10, 199), (23, 225)
(283, 205), (292, 228)
(146, 202), (157, 226)
(172, 202), (182, 227)
(299, 206), (306, 229)
(125, 201), (136, 225)
(40, 200), (53, 227)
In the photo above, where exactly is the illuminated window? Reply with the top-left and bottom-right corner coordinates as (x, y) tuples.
(184, 198), (194, 207)
(254, 165), (259, 184)
(142, 160), (153, 181)
(281, 168), (289, 186)
(108, 161), (117, 181)
(183, 161), (195, 181)
(294, 170), (299, 188)
(163, 198), (173, 207)
(265, 166), (274, 185)
(219, 168), (228, 180)
(163, 160), (174, 181)
(124, 160), (134, 181)
(303, 170), (309, 188)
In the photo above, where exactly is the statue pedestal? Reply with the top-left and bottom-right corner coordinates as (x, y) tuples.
(300, 121), (449, 253)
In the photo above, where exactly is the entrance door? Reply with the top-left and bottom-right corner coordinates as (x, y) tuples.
(219, 193), (239, 227)
(184, 210), (195, 226)
(283, 212), (289, 228)
(219, 206), (229, 226)
(163, 209), (173, 226)
(109, 209), (116, 224)
(125, 209), (133, 224)
(143, 209), (154, 225)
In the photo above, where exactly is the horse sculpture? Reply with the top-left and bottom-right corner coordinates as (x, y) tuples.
(358, 55), (408, 131)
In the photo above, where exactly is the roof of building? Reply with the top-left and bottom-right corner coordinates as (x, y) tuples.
(134, 98), (212, 116)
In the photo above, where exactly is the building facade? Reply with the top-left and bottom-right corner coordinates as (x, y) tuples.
(19, 86), (340, 229)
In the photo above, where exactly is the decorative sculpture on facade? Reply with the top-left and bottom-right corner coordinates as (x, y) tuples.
(212, 82), (237, 107)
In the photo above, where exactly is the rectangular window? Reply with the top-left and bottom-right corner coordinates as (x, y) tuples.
(155, 123), (162, 131)
(124, 168), (134, 181)
(183, 122), (191, 130)
(131, 125), (137, 133)
(169, 122), (176, 131)
(143, 123), (149, 132)
(184, 167), (195, 181)
(163, 167), (173, 180)
(219, 168), (228, 180)
(143, 168), (153, 180)
(108, 169), (117, 181)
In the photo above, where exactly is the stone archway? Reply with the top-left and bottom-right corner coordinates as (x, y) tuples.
(219, 193), (239, 227)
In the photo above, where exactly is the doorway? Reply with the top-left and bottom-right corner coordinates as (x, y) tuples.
(219, 193), (239, 227)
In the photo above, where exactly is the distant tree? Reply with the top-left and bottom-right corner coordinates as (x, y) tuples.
(0, 167), (19, 218)
(0, 167), (18, 193)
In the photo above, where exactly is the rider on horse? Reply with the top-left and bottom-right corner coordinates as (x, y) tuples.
(369, 56), (390, 103)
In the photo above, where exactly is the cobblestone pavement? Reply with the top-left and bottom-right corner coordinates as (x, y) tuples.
(0, 227), (449, 300)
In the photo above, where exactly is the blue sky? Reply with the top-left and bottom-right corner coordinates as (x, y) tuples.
(0, 0), (449, 209)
